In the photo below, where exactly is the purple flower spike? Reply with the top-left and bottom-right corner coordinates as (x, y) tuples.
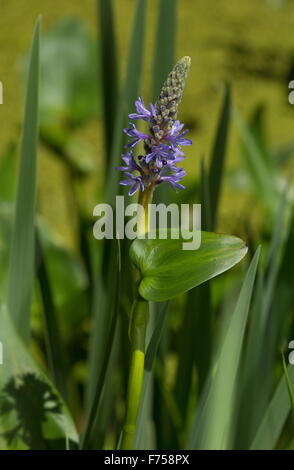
(117, 57), (192, 196)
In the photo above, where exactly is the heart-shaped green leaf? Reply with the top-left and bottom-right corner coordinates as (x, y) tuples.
(130, 230), (248, 302)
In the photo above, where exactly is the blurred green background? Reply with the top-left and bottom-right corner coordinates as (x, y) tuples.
(0, 0), (294, 451)
(1, 0), (293, 247)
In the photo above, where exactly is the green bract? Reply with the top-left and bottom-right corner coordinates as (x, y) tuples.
(130, 229), (248, 302)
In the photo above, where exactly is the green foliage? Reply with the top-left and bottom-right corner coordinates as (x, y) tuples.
(39, 17), (99, 129)
(188, 247), (260, 449)
(0, 306), (78, 450)
(99, 0), (118, 158)
(130, 230), (247, 302)
(7, 18), (40, 342)
(0, 3), (294, 451)
(106, 0), (147, 204)
(208, 84), (231, 230)
(250, 363), (294, 450)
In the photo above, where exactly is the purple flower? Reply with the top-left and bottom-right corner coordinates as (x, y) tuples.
(117, 150), (141, 172)
(124, 123), (150, 148)
(145, 144), (171, 167)
(120, 172), (144, 196)
(159, 167), (187, 190)
(128, 97), (156, 122)
(166, 120), (192, 147)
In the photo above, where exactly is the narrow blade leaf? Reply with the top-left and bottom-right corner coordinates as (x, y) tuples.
(106, 0), (147, 204)
(188, 247), (260, 449)
(98, 0), (118, 159)
(7, 18), (40, 342)
(151, 0), (176, 101)
(208, 84), (231, 230)
(250, 364), (294, 450)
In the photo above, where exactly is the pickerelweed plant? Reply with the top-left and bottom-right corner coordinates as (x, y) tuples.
(117, 57), (248, 450)
(3, 10), (294, 452)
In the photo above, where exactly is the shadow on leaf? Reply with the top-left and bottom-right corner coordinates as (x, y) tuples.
(0, 373), (75, 450)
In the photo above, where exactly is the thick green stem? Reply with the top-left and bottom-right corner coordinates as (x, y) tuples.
(120, 186), (154, 450)
(120, 298), (149, 449)
(137, 185), (154, 237)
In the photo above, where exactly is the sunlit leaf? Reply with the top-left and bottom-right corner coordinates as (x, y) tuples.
(130, 230), (247, 302)
(0, 306), (78, 450)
